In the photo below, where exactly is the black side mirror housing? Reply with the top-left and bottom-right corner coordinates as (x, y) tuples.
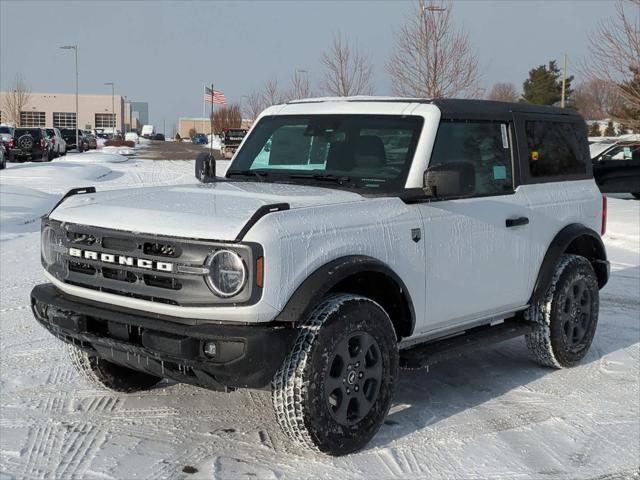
(195, 152), (217, 183)
(424, 162), (476, 197)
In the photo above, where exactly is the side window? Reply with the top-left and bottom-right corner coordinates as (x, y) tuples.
(430, 121), (513, 196)
(526, 121), (587, 178)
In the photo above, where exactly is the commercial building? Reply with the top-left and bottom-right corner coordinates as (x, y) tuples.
(178, 117), (253, 138)
(0, 91), (146, 132)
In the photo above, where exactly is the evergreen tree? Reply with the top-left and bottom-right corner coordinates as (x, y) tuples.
(603, 121), (616, 136)
(521, 60), (574, 106)
(588, 123), (602, 137)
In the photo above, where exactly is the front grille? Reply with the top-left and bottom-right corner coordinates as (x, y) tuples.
(45, 221), (258, 307)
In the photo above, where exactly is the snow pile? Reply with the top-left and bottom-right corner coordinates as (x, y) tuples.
(0, 184), (57, 232)
(101, 146), (136, 156)
(0, 162), (111, 233)
(61, 151), (129, 163)
(206, 136), (222, 151)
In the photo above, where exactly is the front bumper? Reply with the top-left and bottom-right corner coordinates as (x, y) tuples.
(31, 283), (297, 391)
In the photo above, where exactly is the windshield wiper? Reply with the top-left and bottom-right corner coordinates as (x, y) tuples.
(226, 169), (269, 182)
(288, 173), (351, 185)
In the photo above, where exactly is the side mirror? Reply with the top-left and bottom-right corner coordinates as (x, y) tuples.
(602, 154), (613, 162)
(195, 152), (216, 183)
(423, 162), (475, 198)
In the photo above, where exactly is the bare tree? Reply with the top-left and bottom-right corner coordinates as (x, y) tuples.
(2, 74), (31, 126)
(487, 82), (518, 102)
(386, 0), (481, 98)
(243, 89), (266, 122)
(572, 79), (623, 120)
(211, 104), (242, 132)
(582, 0), (640, 126)
(320, 33), (373, 96)
(286, 70), (313, 101)
(262, 78), (283, 106)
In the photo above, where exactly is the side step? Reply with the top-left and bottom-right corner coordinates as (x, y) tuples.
(399, 319), (534, 369)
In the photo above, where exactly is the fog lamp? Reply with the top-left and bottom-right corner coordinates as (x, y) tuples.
(203, 341), (217, 358)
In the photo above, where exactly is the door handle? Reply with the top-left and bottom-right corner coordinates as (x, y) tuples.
(506, 216), (529, 228)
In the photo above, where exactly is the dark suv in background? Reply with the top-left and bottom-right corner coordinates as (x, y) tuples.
(60, 129), (89, 152)
(8, 128), (53, 162)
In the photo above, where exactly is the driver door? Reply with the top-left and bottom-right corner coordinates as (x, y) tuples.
(415, 120), (532, 335)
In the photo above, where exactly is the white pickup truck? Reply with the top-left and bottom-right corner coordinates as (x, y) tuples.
(32, 97), (609, 455)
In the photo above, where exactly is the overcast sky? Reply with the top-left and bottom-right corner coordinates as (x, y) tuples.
(0, 0), (616, 132)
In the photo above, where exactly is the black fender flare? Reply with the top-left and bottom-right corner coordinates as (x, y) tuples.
(529, 224), (609, 304)
(274, 255), (416, 336)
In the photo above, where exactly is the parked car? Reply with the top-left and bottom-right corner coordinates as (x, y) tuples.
(45, 128), (67, 158)
(0, 142), (6, 169)
(221, 128), (247, 159)
(0, 125), (14, 148)
(60, 129), (89, 152)
(153, 133), (165, 141)
(191, 133), (208, 145)
(86, 134), (98, 150)
(124, 132), (139, 144)
(8, 128), (53, 162)
(591, 140), (640, 198)
(33, 98), (609, 455)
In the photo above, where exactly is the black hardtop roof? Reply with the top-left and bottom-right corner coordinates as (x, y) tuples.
(432, 98), (581, 121)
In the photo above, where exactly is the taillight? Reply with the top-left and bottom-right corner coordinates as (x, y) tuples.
(39, 138), (45, 148)
(8, 139), (14, 148)
(601, 195), (607, 236)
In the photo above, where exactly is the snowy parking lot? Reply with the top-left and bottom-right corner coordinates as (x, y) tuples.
(0, 151), (638, 479)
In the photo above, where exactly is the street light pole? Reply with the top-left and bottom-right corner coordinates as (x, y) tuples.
(104, 82), (114, 135)
(60, 45), (78, 150)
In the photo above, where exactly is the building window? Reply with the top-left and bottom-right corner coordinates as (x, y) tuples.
(53, 112), (77, 129)
(95, 113), (116, 129)
(20, 111), (46, 127)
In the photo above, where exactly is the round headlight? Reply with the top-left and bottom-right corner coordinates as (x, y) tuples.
(205, 250), (247, 298)
(41, 225), (60, 266)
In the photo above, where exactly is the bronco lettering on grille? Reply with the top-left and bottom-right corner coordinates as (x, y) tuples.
(68, 247), (173, 272)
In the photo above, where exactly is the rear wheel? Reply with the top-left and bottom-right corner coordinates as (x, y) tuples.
(525, 254), (599, 368)
(66, 344), (162, 393)
(272, 294), (398, 455)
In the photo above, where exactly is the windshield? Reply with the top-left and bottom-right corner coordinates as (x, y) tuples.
(228, 115), (423, 193)
(0, 126), (12, 134)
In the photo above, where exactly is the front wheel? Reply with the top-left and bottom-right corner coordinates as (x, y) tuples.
(525, 254), (599, 368)
(272, 294), (398, 455)
(66, 344), (162, 393)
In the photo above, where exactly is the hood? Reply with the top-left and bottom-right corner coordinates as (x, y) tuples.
(49, 181), (365, 240)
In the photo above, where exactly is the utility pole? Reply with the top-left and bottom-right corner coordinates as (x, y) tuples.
(104, 82), (115, 134)
(560, 54), (567, 108)
(419, 3), (446, 97)
(60, 45), (78, 150)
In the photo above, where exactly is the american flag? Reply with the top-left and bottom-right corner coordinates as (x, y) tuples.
(205, 86), (226, 104)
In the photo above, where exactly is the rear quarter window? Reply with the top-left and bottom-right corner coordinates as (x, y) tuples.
(526, 121), (588, 178)
(14, 129), (42, 138)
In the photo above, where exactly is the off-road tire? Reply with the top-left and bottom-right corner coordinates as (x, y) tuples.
(66, 344), (162, 393)
(525, 254), (599, 368)
(272, 294), (398, 455)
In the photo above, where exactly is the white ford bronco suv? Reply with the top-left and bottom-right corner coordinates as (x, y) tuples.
(31, 98), (609, 455)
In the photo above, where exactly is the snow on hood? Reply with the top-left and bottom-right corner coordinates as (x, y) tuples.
(49, 181), (365, 240)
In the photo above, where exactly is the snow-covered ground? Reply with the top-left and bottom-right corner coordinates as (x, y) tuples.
(0, 157), (638, 479)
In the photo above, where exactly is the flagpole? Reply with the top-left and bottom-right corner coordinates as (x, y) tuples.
(210, 83), (214, 167)
(202, 84), (206, 136)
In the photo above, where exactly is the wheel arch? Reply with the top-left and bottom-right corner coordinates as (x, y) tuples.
(274, 255), (416, 340)
(530, 224), (609, 304)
